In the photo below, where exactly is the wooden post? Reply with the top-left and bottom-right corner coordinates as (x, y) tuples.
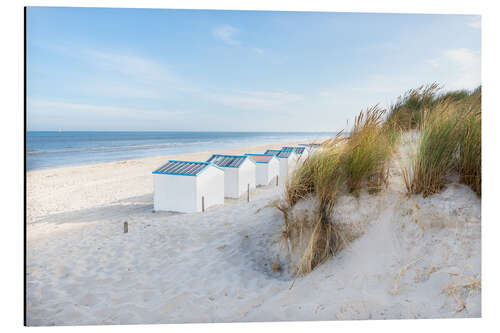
(124, 221), (128, 233)
(247, 184), (250, 202)
(276, 175), (279, 186)
(202, 196), (205, 212)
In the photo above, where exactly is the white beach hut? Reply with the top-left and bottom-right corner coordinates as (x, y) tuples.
(153, 160), (224, 213)
(244, 153), (280, 186)
(264, 149), (299, 185)
(282, 146), (309, 163)
(206, 154), (257, 199)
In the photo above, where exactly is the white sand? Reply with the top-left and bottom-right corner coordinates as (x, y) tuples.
(26, 136), (481, 326)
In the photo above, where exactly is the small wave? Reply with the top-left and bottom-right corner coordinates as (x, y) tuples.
(26, 140), (223, 155)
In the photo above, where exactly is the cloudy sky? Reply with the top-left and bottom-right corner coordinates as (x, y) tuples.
(26, 8), (481, 131)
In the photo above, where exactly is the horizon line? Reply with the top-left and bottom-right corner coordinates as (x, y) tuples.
(26, 129), (340, 133)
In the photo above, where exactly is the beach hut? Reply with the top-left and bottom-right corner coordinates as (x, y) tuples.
(152, 160), (224, 213)
(264, 149), (299, 185)
(244, 153), (280, 186)
(206, 154), (256, 198)
(282, 146), (309, 162)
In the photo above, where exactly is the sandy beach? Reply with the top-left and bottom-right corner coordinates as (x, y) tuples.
(26, 137), (481, 325)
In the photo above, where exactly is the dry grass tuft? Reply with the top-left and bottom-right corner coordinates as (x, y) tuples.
(408, 101), (463, 197)
(276, 106), (399, 279)
(386, 83), (440, 131)
(276, 138), (349, 279)
(457, 88), (481, 196)
(391, 259), (420, 295)
(342, 105), (395, 196)
(403, 86), (481, 197)
(443, 272), (481, 312)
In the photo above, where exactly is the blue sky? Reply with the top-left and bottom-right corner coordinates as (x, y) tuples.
(26, 7), (481, 131)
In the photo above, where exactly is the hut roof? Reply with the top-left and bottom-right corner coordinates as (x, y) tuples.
(264, 149), (294, 158)
(152, 160), (218, 176)
(206, 154), (249, 168)
(282, 146), (306, 155)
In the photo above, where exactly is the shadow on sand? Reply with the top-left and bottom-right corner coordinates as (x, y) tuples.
(30, 193), (183, 225)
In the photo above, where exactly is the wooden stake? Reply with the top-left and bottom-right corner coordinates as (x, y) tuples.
(276, 175), (279, 186)
(124, 221), (128, 233)
(247, 184), (250, 202)
(202, 196), (205, 212)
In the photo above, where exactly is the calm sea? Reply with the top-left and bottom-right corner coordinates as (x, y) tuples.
(26, 131), (334, 171)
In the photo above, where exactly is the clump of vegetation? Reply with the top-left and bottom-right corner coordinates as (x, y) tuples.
(280, 142), (347, 276)
(386, 83), (440, 131)
(457, 87), (481, 196)
(276, 83), (481, 279)
(406, 101), (464, 197)
(278, 106), (396, 276)
(402, 86), (481, 197)
(342, 106), (395, 196)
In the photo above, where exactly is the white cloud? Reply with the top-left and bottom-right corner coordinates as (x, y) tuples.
(443, 48), (480, 66)
(28, 99), (182, 119)
(205, 90), (303, 111)
(83, 49), (176, 85)
(442, 48), (481, 90)
(212, 25), (241, 46)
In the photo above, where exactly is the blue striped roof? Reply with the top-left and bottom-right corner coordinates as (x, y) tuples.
(264, 149), (294, 158)
(282, 146), (306, 155)
(153, 160), (213, 176)
(206, 154), (249, 168)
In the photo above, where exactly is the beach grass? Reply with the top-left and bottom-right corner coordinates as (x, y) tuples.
(281, 140), (347, 276)
(342, 105), (395, 196)
(276, 83), (481, 278)
(406, 101), (463, 197)
(457, 88), (481, 196)
(386, 83), (440, 131)
(403, 86), (481, 197)
(278, 106), (395, 276)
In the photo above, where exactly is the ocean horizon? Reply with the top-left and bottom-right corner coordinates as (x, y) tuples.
(26, 131), (336, 171)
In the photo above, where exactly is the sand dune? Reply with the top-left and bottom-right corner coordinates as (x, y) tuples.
(26, 137), (480, 326)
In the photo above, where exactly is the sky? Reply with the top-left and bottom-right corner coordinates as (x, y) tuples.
(26, 7), (481, 132)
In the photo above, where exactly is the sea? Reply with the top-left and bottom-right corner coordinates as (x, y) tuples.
(26, 131), (335, 171)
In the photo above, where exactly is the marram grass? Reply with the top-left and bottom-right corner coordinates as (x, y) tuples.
(408, 101), (463, 197)
(278, 106), (396, 276)
(276, 84), (481, 279)
(342, 105), (395, 196)
(386, 83), (440, 131)
(457, 98), (481, 196)
(404, 87), (481, 197)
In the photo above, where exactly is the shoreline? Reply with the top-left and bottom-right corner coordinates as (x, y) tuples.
(27, 137), (329, 174)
